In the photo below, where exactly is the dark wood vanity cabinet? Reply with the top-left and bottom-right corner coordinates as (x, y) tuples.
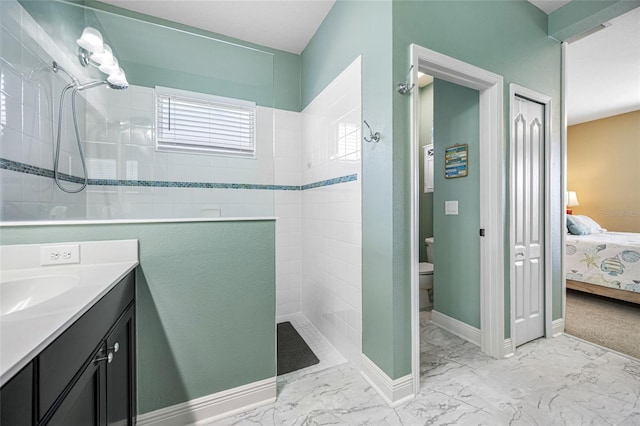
(45, 305), (135, 426)
(0, 270), (135, 426)
(0, 363), (33, 426)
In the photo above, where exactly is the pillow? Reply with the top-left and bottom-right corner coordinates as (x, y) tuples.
(567, 215), (606, 235)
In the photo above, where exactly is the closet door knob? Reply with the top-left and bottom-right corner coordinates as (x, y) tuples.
(108, 342), (119, 353)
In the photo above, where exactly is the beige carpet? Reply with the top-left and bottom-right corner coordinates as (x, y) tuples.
(565, 289), (640, 359)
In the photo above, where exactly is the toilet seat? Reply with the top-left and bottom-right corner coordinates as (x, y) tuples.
(419, 262), (433, 275)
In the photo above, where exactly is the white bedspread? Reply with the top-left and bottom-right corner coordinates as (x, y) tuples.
(566, 232), (640, 293)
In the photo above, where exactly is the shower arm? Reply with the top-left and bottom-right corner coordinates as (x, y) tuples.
(75, 80), (108, 91)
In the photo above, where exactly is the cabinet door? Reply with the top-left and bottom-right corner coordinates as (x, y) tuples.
(39, 272), (134, 417)
(106, 306), (135, 426)
(0, 363), (33, 426)
(45, 349), (107, 426)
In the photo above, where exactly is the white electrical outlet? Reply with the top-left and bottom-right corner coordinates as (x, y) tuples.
(40, 244), (80, 266)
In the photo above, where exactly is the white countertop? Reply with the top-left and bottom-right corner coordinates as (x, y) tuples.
(0, 240), (139, 387)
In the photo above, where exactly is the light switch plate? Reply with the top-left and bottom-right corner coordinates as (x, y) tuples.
(40, 244), (80, 266)
(445, 200), (459, 215)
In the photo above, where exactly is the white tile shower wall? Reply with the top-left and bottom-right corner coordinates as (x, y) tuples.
(274, 109), (302, 318)
(300, 57), (362, 366)
(1, 0), (89, 221)
(82, 87), (276, 219)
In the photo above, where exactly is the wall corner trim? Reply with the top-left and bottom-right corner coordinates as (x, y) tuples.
(136, 377), (276, 426)
(551, 318), (565, 337)
(431, 310), (481, 347)
(360, 354), (414, 407)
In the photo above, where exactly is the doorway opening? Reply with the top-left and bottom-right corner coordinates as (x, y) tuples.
(409, 44), (505, 395)
(562, 7), (640, 359)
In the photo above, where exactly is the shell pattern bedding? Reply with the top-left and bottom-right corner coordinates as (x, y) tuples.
(566, 232), (640, 293)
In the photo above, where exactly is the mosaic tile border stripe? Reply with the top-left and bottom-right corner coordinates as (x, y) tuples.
(1, 158), (358, 191)
(300, 174), (358, 190)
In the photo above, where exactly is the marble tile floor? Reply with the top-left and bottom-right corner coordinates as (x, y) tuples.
(211, 317), (640, 425)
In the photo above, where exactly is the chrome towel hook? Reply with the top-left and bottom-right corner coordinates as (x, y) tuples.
(396, 65), (415, 95)
(363, 120), (380, 143)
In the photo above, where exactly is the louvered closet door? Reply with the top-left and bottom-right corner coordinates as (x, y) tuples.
(513, 95), (545, 347)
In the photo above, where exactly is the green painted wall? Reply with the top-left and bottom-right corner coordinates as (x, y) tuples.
(418, 83), (434, 262)
(392, 0), (564, 342)
(548, 0), (639, 41)
(432, 79), (480, 327)
(20, 0), (301, 111)
(89, 10), (274, 107)
(84, 0), (301, 111)
(0, 221), (276, 415)
(302, 0), (407, 379)
(302, 0), (565, 380)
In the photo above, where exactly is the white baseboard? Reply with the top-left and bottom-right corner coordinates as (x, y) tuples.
(431, 310), (481, 347)
(503, 338), (514, 358)
(276, 312), (301, 324)
(552, 318), (565, 337)
(136, 377), (276, 426)
(360, 354), (414, 407)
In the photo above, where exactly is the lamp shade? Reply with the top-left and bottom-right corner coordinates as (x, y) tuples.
(91, 43), (114, 65)
(99, 57), (120, 75)
(567, 191), (579, 207)
(76, 27), (104, 53)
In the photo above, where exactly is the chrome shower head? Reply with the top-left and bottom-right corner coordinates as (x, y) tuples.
(107, 80), (128, 90)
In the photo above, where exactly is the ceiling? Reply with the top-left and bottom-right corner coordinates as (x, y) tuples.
(99, 1), (565, 55)
(99, 0), (637, 125)
(566, 7), (640, 125)
(100, 0), (336, 54)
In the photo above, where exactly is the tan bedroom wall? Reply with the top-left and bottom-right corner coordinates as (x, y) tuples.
(567, 110), (640, 233)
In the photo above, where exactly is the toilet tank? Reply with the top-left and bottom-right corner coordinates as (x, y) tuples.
(425, 237), (434, 263)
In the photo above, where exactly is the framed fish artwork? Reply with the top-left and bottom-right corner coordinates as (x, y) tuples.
(444, 144), (468, 179)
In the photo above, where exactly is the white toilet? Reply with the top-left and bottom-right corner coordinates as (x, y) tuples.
(419, 237), (434, 310)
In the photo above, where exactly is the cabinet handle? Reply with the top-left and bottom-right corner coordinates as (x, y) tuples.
(108, 342), (119, 353)
(94, 352), (114, 364)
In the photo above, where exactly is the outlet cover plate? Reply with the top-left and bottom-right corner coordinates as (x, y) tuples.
(40, 244), (80, 266)
(445, 200), (459, 215)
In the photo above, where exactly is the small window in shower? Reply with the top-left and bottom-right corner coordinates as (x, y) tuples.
(155, 86), (256, 157)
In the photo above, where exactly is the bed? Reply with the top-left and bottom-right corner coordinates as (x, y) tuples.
(566, 220), (640, 304)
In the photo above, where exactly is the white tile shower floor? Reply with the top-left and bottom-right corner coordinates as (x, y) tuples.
(276, 313), (346, 385)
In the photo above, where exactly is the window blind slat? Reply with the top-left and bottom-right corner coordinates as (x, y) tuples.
(159, 118), (254, 133)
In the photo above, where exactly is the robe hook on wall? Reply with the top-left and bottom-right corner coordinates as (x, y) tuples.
(363, 120), (380, 143)
(396, 64), (415, 95)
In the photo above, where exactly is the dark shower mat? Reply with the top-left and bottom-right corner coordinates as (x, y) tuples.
(277, 321), (319, 376)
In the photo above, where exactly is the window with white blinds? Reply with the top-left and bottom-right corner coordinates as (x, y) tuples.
(155, 86), (256, 157)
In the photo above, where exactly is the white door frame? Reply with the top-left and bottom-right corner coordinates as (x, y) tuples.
(508, 84), (553, 354)
(409, 44), (505, 395)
